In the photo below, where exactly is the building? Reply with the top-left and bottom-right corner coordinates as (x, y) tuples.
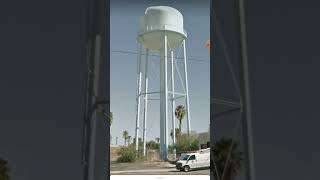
(198, 131), (210, 149)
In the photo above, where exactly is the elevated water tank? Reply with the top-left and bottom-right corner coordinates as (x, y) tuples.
(138, 6), (187, 50)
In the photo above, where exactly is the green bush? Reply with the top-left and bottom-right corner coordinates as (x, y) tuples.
(117, 147), (136, 163)
(147, 140), (160, 150)
(176, 132), (199, 153)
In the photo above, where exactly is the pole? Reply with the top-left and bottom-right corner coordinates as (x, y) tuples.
(160, 33), (168, 160)
(82, 36), (94, 180)
(135, 44), (143, 153)
(182, 40), (191, 137)
(142, 49), (149, 157)
(170, 50), (176, 160)
(87, 35), (101, 180)
(164, 34), (169, 160)
(238, 0), (256, 180)
(82, 0), (108, 179)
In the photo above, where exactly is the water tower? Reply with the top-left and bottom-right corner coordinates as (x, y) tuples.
(134, 6), (191, 160)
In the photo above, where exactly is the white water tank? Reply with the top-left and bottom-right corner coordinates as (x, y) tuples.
(138, 6), (187, 50)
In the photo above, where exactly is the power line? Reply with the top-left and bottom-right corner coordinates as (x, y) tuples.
(111, 50), (210, 63)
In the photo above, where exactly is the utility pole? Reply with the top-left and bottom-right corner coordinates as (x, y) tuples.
(128, 136), (131, 146)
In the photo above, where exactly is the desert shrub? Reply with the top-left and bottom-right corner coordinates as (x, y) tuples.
(176, 132), (199, 153)
(117, 147), (136, 163)
(147, 140), (160, 150)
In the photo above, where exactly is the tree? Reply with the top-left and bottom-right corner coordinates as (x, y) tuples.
(0, 158), (10, 180)
(146, 140), (160, 150)
(108, 112), (113, 144)
(109, 112), (113, 126)
(122, 131), (128, 146)
(176, 131), (199, 152)
(170, 128), (181, 140)
(212, 137), (243, 180)
(175, 105), (186, 132)
(155, 138), (160, 143)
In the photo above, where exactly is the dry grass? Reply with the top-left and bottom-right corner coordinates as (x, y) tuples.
(110, 146), (121, 162)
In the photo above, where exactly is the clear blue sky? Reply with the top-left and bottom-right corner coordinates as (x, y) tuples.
(110, 0), (210, 145)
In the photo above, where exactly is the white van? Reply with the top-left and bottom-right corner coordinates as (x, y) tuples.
(175, 150), (210, 172)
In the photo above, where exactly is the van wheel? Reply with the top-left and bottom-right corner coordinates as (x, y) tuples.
(183, 165), (190, 172)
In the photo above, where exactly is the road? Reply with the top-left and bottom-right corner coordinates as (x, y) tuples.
(111, 161), (210, 175)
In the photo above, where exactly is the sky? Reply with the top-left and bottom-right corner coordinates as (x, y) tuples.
(0, 0), (320, 180)
(110, 0), (210, 146)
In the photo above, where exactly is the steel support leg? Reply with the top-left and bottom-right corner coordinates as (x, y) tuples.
(160, 33), (168, 160)
(170, 50), (177, 160)
(142, 49), (149, 157)
(239, 0), (256, 179)
(135, 44), (143, 152)
(182, 40), (191, 137)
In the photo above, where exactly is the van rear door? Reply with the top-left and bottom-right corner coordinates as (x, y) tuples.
(200, 153), (210, 168)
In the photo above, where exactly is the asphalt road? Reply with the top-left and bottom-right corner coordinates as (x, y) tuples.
(111, 161), (210, 175)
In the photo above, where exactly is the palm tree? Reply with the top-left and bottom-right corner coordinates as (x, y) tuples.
(175, 105), (186, 132)
(170, 128), (181, 140)
(122, 131), (128, 146)
(0, 158), (10, 180)
(212, 137), (243, 180)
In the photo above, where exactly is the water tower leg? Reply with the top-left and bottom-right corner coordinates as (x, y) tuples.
(170, 50), (176, 160)
(239, 0), (256, 179)
(135, 44), (143, 153)
(160, 33), (169, 160)
(182, 40), (191, 137)
(164, 35), (169, 160)
(142, 49), (149, 157)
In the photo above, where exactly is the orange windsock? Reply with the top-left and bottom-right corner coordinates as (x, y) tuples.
(205, 40), (210, 49)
